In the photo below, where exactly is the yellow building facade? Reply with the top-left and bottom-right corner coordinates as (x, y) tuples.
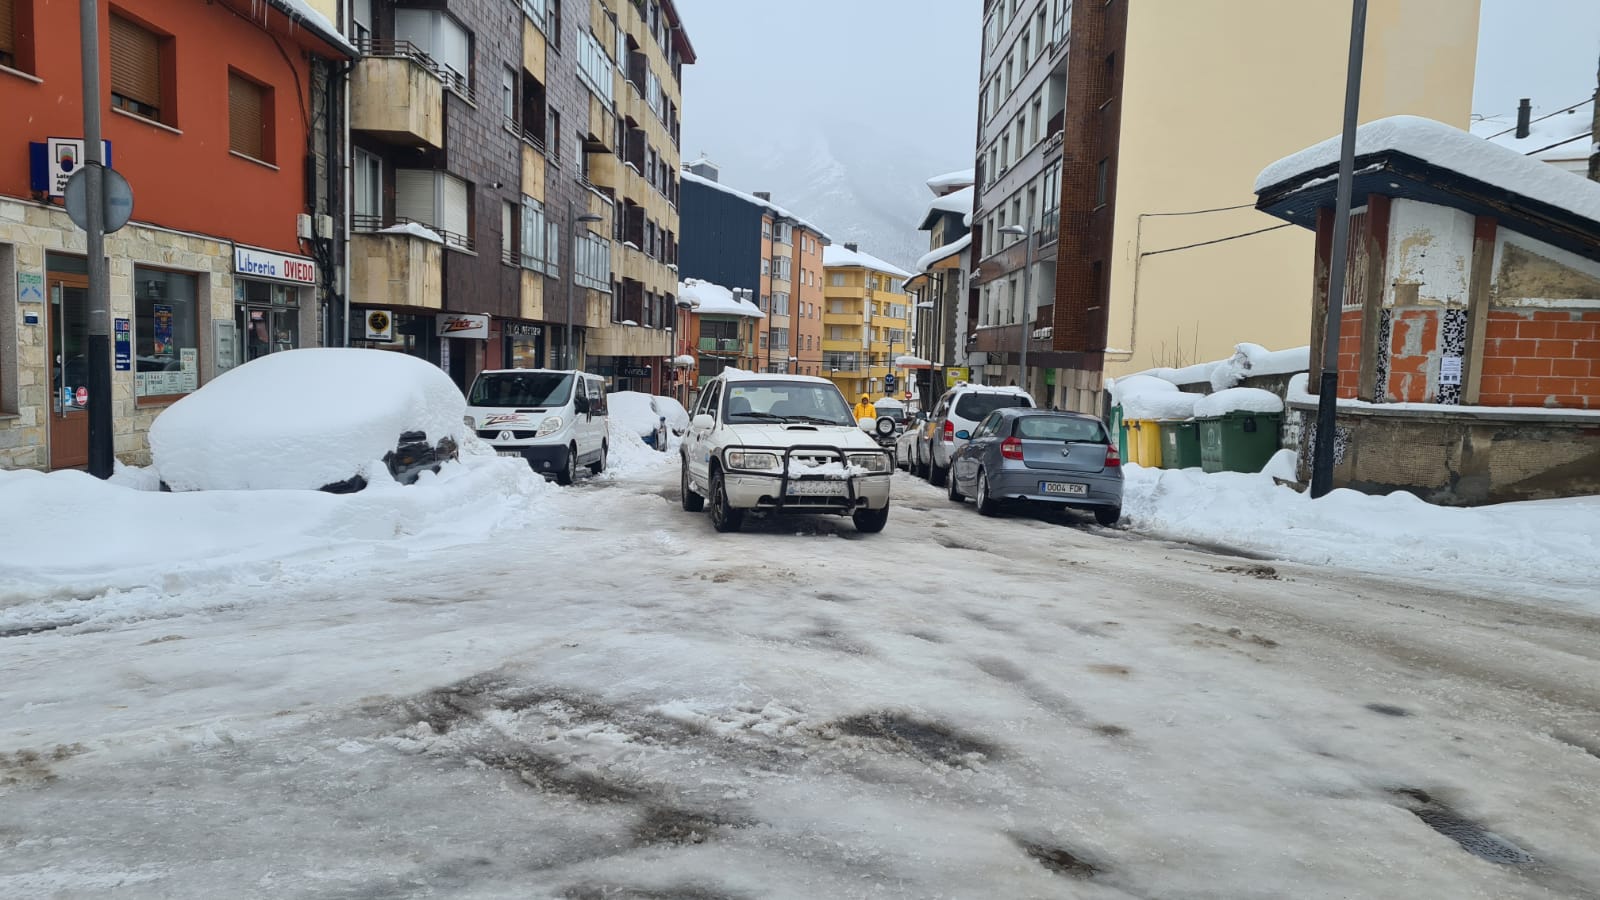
(822, 245), (914, 402)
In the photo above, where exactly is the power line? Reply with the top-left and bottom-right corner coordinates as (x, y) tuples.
(1140, 223), (1295, 259)
(1480, 96), (1595, 140)
(1525, 131), (1593, 157)
(1140, 202), (1257, 218)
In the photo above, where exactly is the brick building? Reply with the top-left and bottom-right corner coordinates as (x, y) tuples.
(1, 0), (352, 470)
(1256, 116), (1600, 503)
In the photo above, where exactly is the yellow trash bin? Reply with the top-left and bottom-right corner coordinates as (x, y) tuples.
(1125, 419), (1164, 468)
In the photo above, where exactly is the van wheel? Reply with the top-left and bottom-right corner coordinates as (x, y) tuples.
(852, 502), (890, 534)
(589, 441), (607, 475)
(709, 467), (744, 533)
(680, 456), (704, 512)
(556, 444), (578, 485)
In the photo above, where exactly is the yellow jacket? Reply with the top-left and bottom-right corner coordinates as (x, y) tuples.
(853, 396), (876, 422)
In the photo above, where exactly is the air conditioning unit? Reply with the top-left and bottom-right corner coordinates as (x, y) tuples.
(316, 214), (335, 239)
(295, 213), (314, 240)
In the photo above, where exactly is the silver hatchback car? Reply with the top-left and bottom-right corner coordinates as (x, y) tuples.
(946, 408), (1123, 524)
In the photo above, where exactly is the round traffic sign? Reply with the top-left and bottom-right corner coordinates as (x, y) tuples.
(64, 165), (135, 234)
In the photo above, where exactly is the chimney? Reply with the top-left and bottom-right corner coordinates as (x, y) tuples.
(1516, 98), (1532, 139)
(844, 242), (859, 252)
(753, 191), (771, 201)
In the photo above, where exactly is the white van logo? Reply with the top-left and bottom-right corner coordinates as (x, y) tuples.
(499, 431), (514, 442)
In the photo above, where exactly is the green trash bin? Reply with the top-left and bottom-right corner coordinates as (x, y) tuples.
(1198, 411), (1283, 473)
(1157, 420), (1203, 469)
(1110, 404), (1127, 463)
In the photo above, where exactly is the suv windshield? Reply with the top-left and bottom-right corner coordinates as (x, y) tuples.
(1016, 415), (1107, 443)
(954, 392), (1032, 421)
(723, 381), (854, 426)
(469, 372), (573, 408)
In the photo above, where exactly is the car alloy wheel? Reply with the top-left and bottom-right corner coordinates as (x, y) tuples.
(947, 465), (965, 502)
(975, 469), (1000, 517)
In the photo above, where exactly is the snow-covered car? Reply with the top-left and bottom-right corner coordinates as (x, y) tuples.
(607, 391), (691, 450)
(148, 348), (463, 492)
(465, 369), (608, 484)
(912, 383), (1035, 486)
(947, 408), (1123, 524)
(679, 371), (893, 533)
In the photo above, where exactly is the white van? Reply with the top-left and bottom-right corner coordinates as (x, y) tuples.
(465, 369), (609, 484)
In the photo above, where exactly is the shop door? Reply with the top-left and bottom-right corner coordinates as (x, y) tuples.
(47, 275), (91, 470)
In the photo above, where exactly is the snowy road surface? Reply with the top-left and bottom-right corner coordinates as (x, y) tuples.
(3, 459), (1599, 899)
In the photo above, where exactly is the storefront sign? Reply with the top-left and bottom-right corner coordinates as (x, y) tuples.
(437, 313), (490, 339)
(29, 138), (113, 197)
(16, 271), (44, 304)
(114, 318), (131, 371)
(234, 247), (317, 285)
(504, 322), (542, 337)
(364, 309), (394, 341)
(945, 367), (970, 387)
(618, 365), (652, 378)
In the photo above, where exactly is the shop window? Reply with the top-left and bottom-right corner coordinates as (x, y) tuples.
(233, 280), (300, 369)
(134, 268), (200, 399)
(228, 69), (273, 163)
(110, 13), (170, 124)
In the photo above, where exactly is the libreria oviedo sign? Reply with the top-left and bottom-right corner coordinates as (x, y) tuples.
(234, 247), (317, 285)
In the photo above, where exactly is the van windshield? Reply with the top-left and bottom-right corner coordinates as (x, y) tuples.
(469, 372), (573, 408)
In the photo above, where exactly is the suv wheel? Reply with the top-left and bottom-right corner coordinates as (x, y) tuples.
(680, 456), (704, 512)
(556, 444), (578, 485)
(709, 468), (744, 533)
(974, 469), (1001, 517)
(852, 502), (890, 534)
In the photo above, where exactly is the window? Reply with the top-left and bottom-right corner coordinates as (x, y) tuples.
(110, 14), (167, 123)
(1095, 158), (1108, 207)
(761, 259), (770, 276)
(394, 9), (471, 94)
(396, 169), (472, 249)
(762, 220), (772, 238)
(134, 268), (200, 399)
(830, 273), (845, 287)
(1030, 98), (1043, 143)
(227, 70), (272, 162)
(578, 29), (613, 103)
(350, 0), (372, 44)
(354, 148), (381, 224)
(501, 66), (516, 120)
(546, 106), (561, 162)
(1, 0), (36, 71)
(501, 200), (517, 265)
(546, 221), (559, 278)
(575, 230), (611, 290)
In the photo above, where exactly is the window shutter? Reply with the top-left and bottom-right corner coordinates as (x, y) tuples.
(395, 169), (438, 226)
(228, 73), (265, 159)
(110, 16), (161, 110)
(438, 14), (470, 85)
(0, 0), (16, 57)
(440, 174), (469, 240)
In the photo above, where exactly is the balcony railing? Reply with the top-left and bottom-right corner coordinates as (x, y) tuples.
(506, 116), (546, 155)
(357, 37), (474, 103)
(353, 213), (474, 253)
(697, 337), (747, 352)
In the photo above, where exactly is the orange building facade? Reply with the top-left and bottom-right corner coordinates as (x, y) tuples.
(1, 0), (352, 470)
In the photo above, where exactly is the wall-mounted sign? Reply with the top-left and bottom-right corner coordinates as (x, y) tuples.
(617, 365), (652, 378)
(29, 138), (113, 197)
(17, 271), (43, 304)
(234, 246), (317, 284)
(114, 318), (131, 371)
(1439, 355), (1463, 386)
(437, 313), (490, 339)
(504, 322), (542, 337)
(364, 309), (394, 341)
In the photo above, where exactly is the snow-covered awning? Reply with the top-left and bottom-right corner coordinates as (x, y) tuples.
(925, 168), (975, 194)
(895, 355), (933, 368)
(915, 233), (971, 273)
(919, 185), (974, 230)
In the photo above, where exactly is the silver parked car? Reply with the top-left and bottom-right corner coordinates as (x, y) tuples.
(946, 408), (1123, 524)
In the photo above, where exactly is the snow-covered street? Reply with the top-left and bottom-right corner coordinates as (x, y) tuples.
(3, 455), (1599, 899)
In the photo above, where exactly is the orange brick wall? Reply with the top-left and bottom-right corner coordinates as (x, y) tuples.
(1478, 310), (1600, 408)
(1386, 309), (1441, 402)
(1337, 310), (1363, 399)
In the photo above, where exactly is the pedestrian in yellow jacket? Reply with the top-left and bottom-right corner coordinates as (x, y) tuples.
(853, 394), (876, 423)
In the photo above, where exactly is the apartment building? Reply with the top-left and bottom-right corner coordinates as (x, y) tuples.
(679, 160), (830, 375)
(1, 0), (352, 471)
(905, 168), (975, 408)
(821, 244), (913, 401)
(968, 0), (1479, 412)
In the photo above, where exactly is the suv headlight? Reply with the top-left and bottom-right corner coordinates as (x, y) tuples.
(535, 416), (565, 437)
(725, 450), (781, 471)
(847, 452), (890, 473)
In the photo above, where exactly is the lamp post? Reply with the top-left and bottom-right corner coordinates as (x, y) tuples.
(566, 199), (604, 369)
(999, 224), (1033, 394)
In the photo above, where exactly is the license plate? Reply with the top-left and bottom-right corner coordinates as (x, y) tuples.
(1041, 481), (1087, 495)
(497, 450), (522, 458)
(790, 480), (846, 496)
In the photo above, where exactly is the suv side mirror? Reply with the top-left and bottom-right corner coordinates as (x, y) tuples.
(857, 417), (876, 432)
(692, 413), (714, 430)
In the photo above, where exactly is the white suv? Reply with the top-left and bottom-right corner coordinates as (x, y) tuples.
(914, 383), (1035, 486)
(680, 371), (893, 533)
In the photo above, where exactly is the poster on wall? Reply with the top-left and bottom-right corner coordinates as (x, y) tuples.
(114, 318), (131, 371)
(180, 348), (199, 393)
(153, 304), (174, 357)
(1439, 356), (1463, 386)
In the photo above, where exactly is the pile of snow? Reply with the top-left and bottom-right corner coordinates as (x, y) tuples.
(925, 168), (975, 193)
(822, 244), (914, 279)
(1122, 456), (1600, 607)
(654, 395), (690, 432)
(0, 448), (551, 607)
(1207, 343), (1310, 391)
(1121, 390), (1200, 421)
(895, 355), (932, 368)
(606, 391), (689, 437)
(376, 223), (444, 244)
(603, 419), (678, 477)
(1193, 387), (1284, 418)
(1108, 373), (1178, 406)
(1255, 115), (1600, 225)
(915, 233), (970, 273)
(671, 354), (696, 368)
(678, 279), (765, 318)
(150, 349), (467, 492)
(925, 185), (975, 220)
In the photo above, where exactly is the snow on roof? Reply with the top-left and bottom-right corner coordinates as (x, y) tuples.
(1472, 99), (1595, 163)
(678, 278), (765, 319)
(720, 368), (832, 385)
(895, 355), (932, 368)
(928, 185), (975, 216)
(1255, 115), (1600, 225)
(377, 223), (444, 244)
(926, 168), (976, 193)
(261, 0), (359, 56)
(915, 233), (971, 272)
(822, 244), (914, 279)
(680, 170), (832, 241)
(1194, 387), (1284, 418)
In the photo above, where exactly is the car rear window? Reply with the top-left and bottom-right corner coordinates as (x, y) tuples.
(1016, 415), (1107, 443)
(954, 392), (1033, 421)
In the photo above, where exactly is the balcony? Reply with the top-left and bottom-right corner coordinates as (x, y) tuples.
(697, 337), (748, 353)
(354, 214), (473, 254)
(351, 41), (445, 149)
(350, 226), (444, 310)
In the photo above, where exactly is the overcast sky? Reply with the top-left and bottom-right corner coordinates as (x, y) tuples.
(1474, 0), (1600, 118)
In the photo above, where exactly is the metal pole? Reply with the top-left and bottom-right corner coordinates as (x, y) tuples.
(565, 198), (575, 368)
(1018, 233), (1033, 392)
(80, 0), (113, 479)
(1310, 0), (1367, 499)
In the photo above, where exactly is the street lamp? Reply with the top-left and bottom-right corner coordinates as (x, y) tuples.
(566, 200), (605, 369)
(999, 224), (1033, 394)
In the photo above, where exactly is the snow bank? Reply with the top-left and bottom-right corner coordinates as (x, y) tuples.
(0, 449), (551, 608)
(1108, 374), (1178, 407)
(654, 395), (690, 432)
(150, 349), (468, 492)
(925, 168), (975, 192)
(1255, 115), (1600, 225)
(1122, 462), (1600, 608)
(603, 419), (678, 478)
(1121, 390), (1200, 420)
(376, 223), (444, 244)
(1194, 387), (1284, 417)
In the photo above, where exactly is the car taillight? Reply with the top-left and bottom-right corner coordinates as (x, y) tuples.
(1000, 437), (1023, 460)
(1105, 444), (1121, 467)
(942, 420), (954, 442)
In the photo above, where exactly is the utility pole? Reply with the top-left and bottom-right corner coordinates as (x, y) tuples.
(1310, 0), (1368, 499)
(1589, 54), (1599, 183)
(80, 0), (113, 479)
